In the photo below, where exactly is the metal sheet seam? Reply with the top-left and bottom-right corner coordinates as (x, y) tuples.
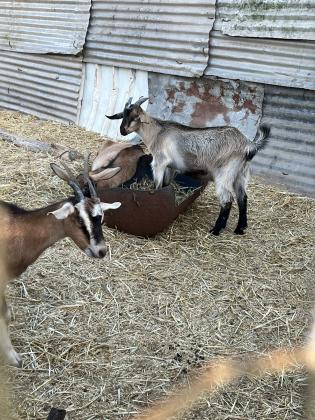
(76, 2), (93, 124)
(202, 0), (219, 78)
(76, 57), (86, 125)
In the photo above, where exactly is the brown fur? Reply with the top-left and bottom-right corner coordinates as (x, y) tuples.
(93, 146), (144, 189)
(0, 197), (108, 367)
(1, 200), (94, 281)
(91, 140), (135, 170)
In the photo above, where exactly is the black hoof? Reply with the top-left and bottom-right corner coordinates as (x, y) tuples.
(234, 227), (245, 235)
(209, 228), (221, 236)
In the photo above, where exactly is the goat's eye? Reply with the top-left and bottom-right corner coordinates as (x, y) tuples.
(78, 217), (84, 226)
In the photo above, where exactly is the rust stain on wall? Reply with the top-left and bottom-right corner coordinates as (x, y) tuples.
(148, 73), (264, 140)
(191, 94), (230, 126)
(172, 101), (185, 113)
(166, 88), (176, 101)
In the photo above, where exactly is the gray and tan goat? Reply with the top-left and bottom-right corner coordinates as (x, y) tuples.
(0, 159), (120, 367)
(107, 97), (270, 235)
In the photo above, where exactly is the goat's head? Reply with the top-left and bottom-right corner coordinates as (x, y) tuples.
(49, 155), (121, 259)
(106, 96), (149, 136)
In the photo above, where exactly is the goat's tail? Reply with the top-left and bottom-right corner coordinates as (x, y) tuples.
(246, 124), (270, 161)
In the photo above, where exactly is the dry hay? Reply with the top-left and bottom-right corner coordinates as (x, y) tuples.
(0, 109), (314, 420)
(135, 347), (313, 420)
(125, 177), (195, 205)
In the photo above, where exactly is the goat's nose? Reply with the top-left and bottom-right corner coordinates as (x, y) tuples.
(97, 244), (108, 258)
(120, 126), (127, 136)
(98, 249), (106, 259)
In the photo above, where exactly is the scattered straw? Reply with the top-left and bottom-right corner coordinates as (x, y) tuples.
(0, 110), (314, 419)
(125, 177), (195, 205)
(133, 347), (309, 420)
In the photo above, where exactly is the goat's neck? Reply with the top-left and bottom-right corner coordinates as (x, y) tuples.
(4, 200), (68, 280)
(137, 112), (162, 151)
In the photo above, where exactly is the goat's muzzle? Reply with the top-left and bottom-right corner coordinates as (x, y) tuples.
(120, 126), (128, 136)
(85, 244), (107, 259)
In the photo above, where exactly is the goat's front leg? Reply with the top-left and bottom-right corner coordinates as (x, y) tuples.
(151, 157), (167, 189)
(163, 167), (176, 186)
(0, 294), (22, 367)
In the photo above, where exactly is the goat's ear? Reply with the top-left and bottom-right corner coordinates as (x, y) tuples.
(89, 167), (121, 182)
(106, 112), (124, 120)
(100, 202), (121, 211)
(48, 202), (75, 220)
(50, 163), (70, 182)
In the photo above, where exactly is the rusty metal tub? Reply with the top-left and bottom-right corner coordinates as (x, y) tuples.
(98, 155), (206, 237)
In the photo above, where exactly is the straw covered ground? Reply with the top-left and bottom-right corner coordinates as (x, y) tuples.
(0, 110), (314, 419)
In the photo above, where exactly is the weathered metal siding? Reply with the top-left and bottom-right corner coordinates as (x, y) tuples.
(79, 64), (148, 140)
(0, 1), (91, 54)
(252, 85), (315, 196)
(205, 31), (315, 90)
(84, 0), (215, 77)
(0, 51), (83, 122)
(148, 74), (264, 140)
(216, 0), (315, 40)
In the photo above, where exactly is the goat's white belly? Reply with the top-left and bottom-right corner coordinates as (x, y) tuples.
(170, 156), (186, 171)
(164, 142), (186, 171)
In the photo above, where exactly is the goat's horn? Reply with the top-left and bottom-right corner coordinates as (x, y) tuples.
(60, 162), (85, 201)
(83, 153), (97, 198)
(69, 180), (85, 201)
(125, 96), (133, 109)
(134, 96), (149, 106)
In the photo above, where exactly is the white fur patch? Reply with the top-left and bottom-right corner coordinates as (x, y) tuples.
(75, 201), (92, 235)
(91, 202), (121, 223)
(48, 202), (75, 220)
(100, 202), (121, 212)
(91, 203), (103, 218)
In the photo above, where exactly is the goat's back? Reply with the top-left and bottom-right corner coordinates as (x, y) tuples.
(96, 145), (144, 189)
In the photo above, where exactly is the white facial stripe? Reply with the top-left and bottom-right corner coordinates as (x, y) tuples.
(75, 201), (93, 237)
(91, 204), (103, 218)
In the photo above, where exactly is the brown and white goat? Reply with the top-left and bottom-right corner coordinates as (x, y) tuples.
(0, 160), (121, 367)
(107, 97), (270, 235)
(88, 140), (144, 189)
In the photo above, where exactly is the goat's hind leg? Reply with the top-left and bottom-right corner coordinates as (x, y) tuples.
(0, 294), (22, 367)
(233, 168), (249, 235)
(209, 201), (232, 236)
(210, 174), (234, 236)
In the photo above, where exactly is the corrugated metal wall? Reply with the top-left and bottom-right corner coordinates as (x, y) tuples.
(148, 73), (264, 140)
(83, 0), (215, 77)
(216, 0), (315, 40)
(0, 1), (91, 54)
(0, 51), (83, 122)
(252, 85), (315, 196)
(0, 0), (314, 195)
(205, 31), (315, 90)
(79, 63), (148, 139)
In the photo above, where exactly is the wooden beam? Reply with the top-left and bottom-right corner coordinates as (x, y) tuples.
(0, 128), (82, 161)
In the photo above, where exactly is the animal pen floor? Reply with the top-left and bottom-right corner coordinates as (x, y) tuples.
(0, 110), (314, 420)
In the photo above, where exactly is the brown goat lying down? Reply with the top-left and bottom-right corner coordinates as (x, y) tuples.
(89, 140), (144, 189)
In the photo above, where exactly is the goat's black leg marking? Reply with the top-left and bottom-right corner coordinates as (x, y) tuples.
(209, 202), (232, 236)
(234, 193), (248, 235)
